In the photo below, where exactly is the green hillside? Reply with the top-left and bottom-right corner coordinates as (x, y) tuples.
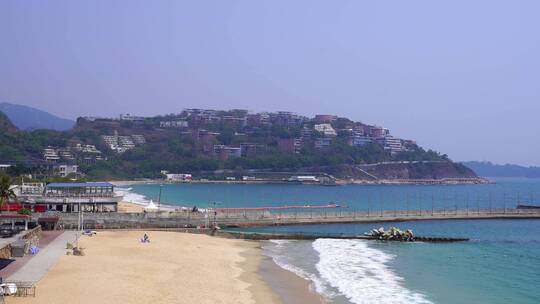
(0, 109), (476, 180)
(0, 102), (75, 130)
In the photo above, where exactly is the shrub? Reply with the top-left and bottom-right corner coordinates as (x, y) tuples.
(18, 208), (32, 216)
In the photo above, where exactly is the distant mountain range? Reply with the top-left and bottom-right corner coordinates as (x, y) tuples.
(0, 102), (74, 131)
(463, 161), (540, 178)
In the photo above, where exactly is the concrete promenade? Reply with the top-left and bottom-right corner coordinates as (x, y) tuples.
(49, 208), (540, 229)
(8, 231), (76, 282)
(0, 230), (64, 279)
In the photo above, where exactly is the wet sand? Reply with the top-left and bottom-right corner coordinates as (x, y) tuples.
(259, 254), (325, 304)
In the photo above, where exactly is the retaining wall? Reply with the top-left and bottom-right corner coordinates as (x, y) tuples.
(42, 208), (540, 229)
(0, 244), (11, 259)
(0, 226), (43, 259)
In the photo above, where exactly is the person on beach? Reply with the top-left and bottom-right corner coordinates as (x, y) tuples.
(141, 233), (150, 243)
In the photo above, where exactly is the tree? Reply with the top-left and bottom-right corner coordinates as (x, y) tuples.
(18, 208), (32, 216)
(0, 174), (16, 210)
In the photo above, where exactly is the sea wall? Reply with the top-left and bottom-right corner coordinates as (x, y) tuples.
(45, 208), (540, 229)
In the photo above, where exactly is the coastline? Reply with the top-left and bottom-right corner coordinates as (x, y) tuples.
(117, 200), (145, 212)
(258, 252), (325, 304)
(7, 231), (280, 304)
(111, 177), (492, 187)
(241, 241), (325, 304)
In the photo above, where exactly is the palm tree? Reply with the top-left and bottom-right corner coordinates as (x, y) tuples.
(0, 174), (16, 211)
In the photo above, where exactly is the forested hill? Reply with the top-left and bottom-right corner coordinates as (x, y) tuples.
(0, 111), (16, 132)
(0, 109), (476, 180)
(0, 102), (75, 131)
(462, 161), (540, 178)
(0, 111), (68, 161)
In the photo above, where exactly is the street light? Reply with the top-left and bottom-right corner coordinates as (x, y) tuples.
(212, 201), (222, 229)
(157, 184), (163, 210)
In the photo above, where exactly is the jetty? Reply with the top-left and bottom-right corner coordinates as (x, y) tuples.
(218, 230), (469, 243)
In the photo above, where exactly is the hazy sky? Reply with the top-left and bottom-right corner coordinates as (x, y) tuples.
(1, 1), (539, 165)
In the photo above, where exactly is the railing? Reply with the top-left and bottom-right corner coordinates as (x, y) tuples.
(53, 208), (540, 230)
(43, 193), (116, 198)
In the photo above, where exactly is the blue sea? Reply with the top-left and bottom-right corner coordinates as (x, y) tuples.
(121, 178), (540, 304)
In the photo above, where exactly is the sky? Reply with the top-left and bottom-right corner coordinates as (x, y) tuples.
(1, 1), (539, 166)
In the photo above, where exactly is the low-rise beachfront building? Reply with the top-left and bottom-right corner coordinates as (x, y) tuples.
(288, 176), (319, 183)
(54, 164), (79, 177)
(164, 173), (192, 182)
(34, 182), (121, 213)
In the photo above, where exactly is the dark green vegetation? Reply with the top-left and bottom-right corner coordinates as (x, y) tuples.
(0, 109), (475, 180)
(0, 174), (16, 208)
(0, 102), (75, 131)
(463, 161), (540, 178)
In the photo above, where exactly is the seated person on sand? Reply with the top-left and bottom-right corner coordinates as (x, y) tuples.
(141, 233), (150, 243)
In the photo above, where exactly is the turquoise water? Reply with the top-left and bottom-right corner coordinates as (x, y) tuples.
(125, 178), (540, 304)
(249, 220), (540, 304)
(128, 177), (540, 211)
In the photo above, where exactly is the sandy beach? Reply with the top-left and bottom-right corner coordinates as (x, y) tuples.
(7, 231), (282, 304)
(117, 200), (146, 213)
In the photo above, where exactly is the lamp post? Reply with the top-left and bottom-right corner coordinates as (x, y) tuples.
(212, 201), (222, 229)
(157, 184), (163, 210)
(76, 193), (81, 247)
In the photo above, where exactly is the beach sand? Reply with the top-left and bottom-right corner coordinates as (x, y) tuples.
(7, 231), (281, 304)
(117, 200), (145, 212)
(258, 256), (325, 304)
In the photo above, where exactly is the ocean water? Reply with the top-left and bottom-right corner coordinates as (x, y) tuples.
(255, 220), (540, 304)
(126, 177), (540, 211)
(124, 178), (540, 304)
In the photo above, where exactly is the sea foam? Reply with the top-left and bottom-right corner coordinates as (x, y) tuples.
(313, 239), (432, 304)
(115, 187), (149, 206)
(266, 240), (336, 298)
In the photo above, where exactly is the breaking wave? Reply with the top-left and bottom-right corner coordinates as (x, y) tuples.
(266, 240), (336, 298)
(114, 187), (149, 206)
(313, 239), (432, 304)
